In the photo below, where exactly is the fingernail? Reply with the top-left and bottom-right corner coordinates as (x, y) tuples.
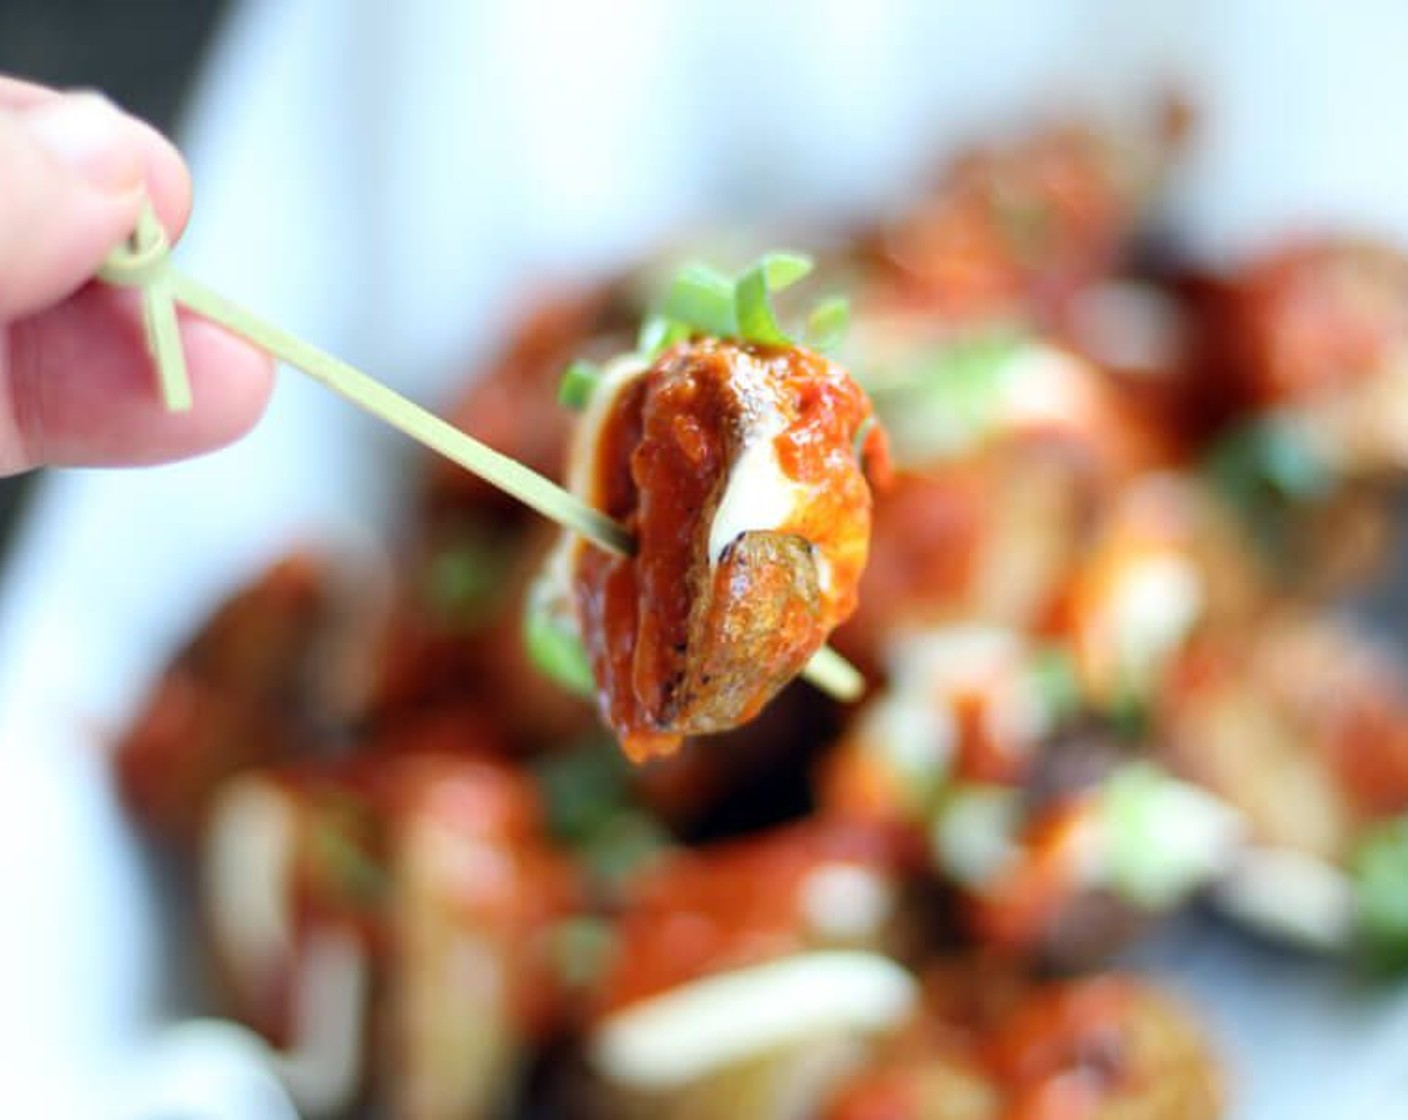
(20, 92), (143, 194)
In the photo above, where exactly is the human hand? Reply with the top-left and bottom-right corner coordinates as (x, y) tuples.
(0, 77), (274, 475)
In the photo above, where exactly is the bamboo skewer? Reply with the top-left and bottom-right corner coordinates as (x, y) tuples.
(169, 271), (637, 558)
(100, 203), (865, 703)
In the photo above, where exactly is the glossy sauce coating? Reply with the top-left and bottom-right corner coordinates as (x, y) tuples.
(115, 554), (337, 841)
(595, 819), (904, 1014)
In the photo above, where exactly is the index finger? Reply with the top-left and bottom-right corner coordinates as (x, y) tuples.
(0, 75), (63, 110)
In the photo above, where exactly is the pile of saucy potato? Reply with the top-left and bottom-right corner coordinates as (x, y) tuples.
(115, 104), (1408, 1119)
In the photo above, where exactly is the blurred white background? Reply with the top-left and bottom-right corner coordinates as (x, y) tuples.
(3, 1), (1408, 1116)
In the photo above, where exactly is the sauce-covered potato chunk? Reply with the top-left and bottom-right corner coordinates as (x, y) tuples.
(201, 752), (577, 1119)
(115, 553), (347, 842)
(568, 339), (886, 759)
(1208, 240), (1408, 475)
(823, 964), (1222, 1120)
(583, 819), (917, 1119)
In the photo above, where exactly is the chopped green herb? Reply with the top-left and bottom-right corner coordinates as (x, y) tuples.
(1028, 646), (1083, 723)
(661, 263), (738, 339)
(930, 784), (1022, 888)
(534, 738), (674, 888)
(534, 736), (633, 841)
(311, 812), (387, 909)
(734, 260), (792, 345)
(637, 313), (690, 357)
(578, 808), (673, 887)
(1101, 763), (1238, 910)
(1352, 814), (1408, 971)
(638, 250), (829, 355)
(548, 916), (618, 988)
(866, 330), (1025, 466)
(1205, 416), (1336, 564)
(523, 583), (596, 698)
(1107, 687), (1150, 742)
(424, 531), (511, 627)
(558, 358), (602, 410)
(757, 251), (814, 291)
(806, 295), (851, 352)
(1207, 417), (1334, 508)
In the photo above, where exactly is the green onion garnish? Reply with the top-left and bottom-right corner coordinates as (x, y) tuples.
(534, 735), (633, 841)
(549, 916), (619, 988)
(523, 584), (596, 698)
(637, 313), (690, 356)
(534, 738), (674, 888)
(1207, 416), (1333, 508)
(734, 260), (792, 345)
(757, 250), (815, 290)
(806, 295), (851, 352)
(633, 250), (841, 357)
(558, 358), (603, 410)
(577, 808), (673, 886)
(1100, 763), (1238, 910)
(1028, 645), (1082, 723)
(661, 262), (739, 339)
(864, 330), (1024, 466)
(1205, 415), (1335, 564)
(734, 251), (814, 346)
(1352, 814), (1408, 971)
(423, 529), (511, 627)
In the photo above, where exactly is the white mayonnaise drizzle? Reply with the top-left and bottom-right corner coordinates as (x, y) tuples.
(590, 951), (917, 1089)
(705, 350), (821, 587)
(203, 780), (371, 1117)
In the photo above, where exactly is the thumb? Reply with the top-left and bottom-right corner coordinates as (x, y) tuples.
(0, 93), (163, 320)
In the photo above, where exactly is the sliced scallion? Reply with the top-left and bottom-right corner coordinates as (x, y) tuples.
(1352, 814), (1408, 971)
(806, 295), (850, 352)
(1028, 645), (1082, 723)
(734, 261), (791, 345)
(758, 250), (814, 291)
(523, 586), (596, 698)
(637, 314), (691, 358)
(558, 358), (603, 410)
(639, 251), (829, 355)
(661, 263), (738, 339)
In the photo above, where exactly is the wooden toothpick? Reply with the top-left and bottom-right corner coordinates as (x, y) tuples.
(99, 204), (865, 703)
(97, 202), (191, 412)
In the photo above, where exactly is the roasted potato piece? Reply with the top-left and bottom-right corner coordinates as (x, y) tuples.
(115, 554), (352, 842)
(1159, 611), (1408, 948)
(860, 116), (1174, 325)
(584, 819), (918, 1119)
(823, 964), (1223, 1120)
(563, 340), (884, 758)
(202, 753), (577, 1119)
